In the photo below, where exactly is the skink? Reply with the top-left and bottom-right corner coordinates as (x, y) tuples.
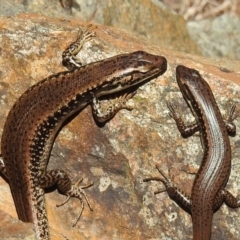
(0, 26), (167, 240)
(144, 65), (239, 240)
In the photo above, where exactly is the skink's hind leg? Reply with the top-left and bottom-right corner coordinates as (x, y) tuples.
(223, 189), (240, 208)
(214, 189), (240, 211)
(57, 177), (93, 227)
(39, 170), (93, 226)
(144, 164), (192, 212)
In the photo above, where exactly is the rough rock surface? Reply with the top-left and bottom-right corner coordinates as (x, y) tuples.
(0, 0), (200, 55)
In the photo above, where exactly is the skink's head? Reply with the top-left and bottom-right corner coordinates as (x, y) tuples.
(119, 51), (167, 86)
(123, 50), (167, 75)
(96, 51), (167, 96)
(176, 65), (207, 101)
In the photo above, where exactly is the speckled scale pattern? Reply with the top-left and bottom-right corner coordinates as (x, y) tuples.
(174, 66), (240, 240)
(144, 65), (240, 240)
(0, 49), (167, 240)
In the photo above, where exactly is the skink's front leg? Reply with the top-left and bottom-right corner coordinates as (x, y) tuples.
(223, 104), (237, 136)
(91, 91), (137, 123)
(167, 102), (200, 138)
(62, 24), (96, 70)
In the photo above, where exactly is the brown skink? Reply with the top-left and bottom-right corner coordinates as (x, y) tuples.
(144, 65), (239, 240)
(0, 27), (167, 239)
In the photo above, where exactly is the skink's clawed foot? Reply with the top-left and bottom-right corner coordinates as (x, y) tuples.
(56, 178), (93, 227)
(62, 24), (96, 70)
(92, 90), (137, 123)
(167, 101), (181, 120)
(223, 103), (238, 136)
(144, 165), (192, 209)
(117, 90), (137, 111)
(143, 164), (175, 196)
(228, 104), (238, 121)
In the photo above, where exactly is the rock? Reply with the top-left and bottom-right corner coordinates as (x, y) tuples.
(77, 0), (200, 55)
(0, 209), (35, 239)
(187, 14), (240, 60)
(0, 0), (200, 56)
(0, 14), (240, 240)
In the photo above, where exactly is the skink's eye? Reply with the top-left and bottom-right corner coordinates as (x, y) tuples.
(192, 70), (199, 78)
(183, 74), (190, 81)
